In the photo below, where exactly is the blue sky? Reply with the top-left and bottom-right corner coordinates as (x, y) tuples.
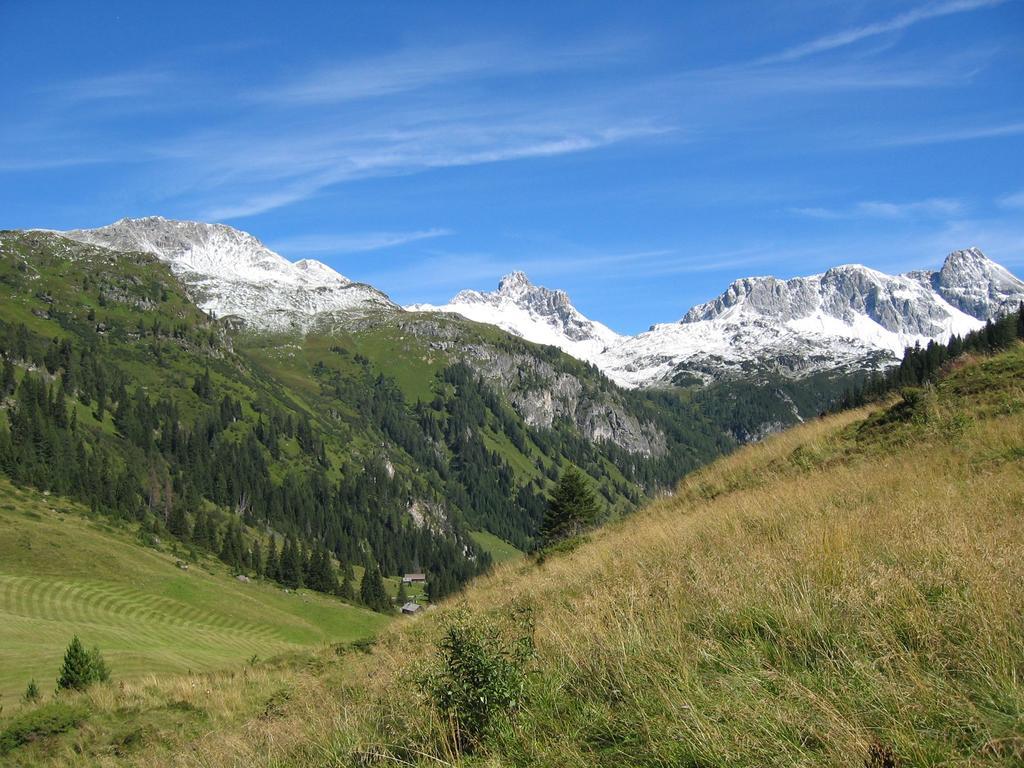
(2, 0), (1022, 333)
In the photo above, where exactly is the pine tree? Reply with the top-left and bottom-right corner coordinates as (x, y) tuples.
(1, 357), (15, 397)
(396, 581), (409, 606)
(306, 549), (337, 594)
(359, 562), (392, 613)
(56, 636), (95, 691)
(280, 535), (303, 588)
(87, 645), (110, 683)
(251, 539), (263, 577)
(167, 502), (190, 541)
(339, 560), (355, 600)
(541, 466), (600, 545)
(265, 537), (280, 582)
(22, 679), (40, 704)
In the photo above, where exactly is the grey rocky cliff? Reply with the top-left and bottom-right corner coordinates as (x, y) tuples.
(397, 317), (666, 457)
(683, 264), (978, 337)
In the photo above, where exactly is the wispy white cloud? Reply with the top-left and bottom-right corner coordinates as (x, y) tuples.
(195, 120), (670, 220)
(4, 9), (1015, 227)
(911, 217), (1024, 267)
(792, 197), (965, 219)
(998, 190), (1024, 209)
(44, 70), (178, 105)
(374, 243), (782, 302)
(759, 0), (1006, 64)
(0, 153), (110, 172)
(253, 45), (499, 105)
(675, 55), (985, 100)
(872, 119), (1024, 147)
(251, 39), (632, 105)
(269, 228), (452, 255)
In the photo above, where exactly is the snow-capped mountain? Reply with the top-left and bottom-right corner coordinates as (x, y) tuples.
(415, 249), (1024, 388)
(54, 218), (1024, 390)
(911, 247), (1024, 319)
(409, 271), (622, 366)
(600, 261), (987, 387)
(61, 217), (398, 330)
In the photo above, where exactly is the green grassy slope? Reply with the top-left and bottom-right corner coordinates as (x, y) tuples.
(468, 530), (524, 564)
(0, 477), (387, 702)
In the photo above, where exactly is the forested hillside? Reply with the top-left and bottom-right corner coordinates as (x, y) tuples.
(0, 230), (732, 607)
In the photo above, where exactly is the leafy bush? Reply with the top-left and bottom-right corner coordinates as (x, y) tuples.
(416, 607), (535, 754)
(0, 701), (88, 755)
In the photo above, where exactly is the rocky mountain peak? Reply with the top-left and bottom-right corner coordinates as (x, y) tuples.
(926, 247), (1024, 319)
(497, 271), (574, 310)
(408, 273), (622, 370)
(497, 271), (533, 294)
(61, 217), (397, 330)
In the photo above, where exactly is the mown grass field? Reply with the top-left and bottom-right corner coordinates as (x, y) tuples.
(4, 346), (1024, 766)
(0, 479), (388, 704)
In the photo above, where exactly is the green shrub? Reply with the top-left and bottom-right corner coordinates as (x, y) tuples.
(0, 701), (88, 755)
(56, 635), (110, 691)
(21, 679), (39, 704)
(532, 533), (589, 565)
(416, 607), (535, 754)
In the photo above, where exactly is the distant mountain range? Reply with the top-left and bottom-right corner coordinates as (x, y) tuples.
(413, 249), (1024, 387)
(60, 217), (1024, 389)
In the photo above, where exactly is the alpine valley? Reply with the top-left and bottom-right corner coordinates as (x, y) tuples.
(0, 216), (734, 649)
(4, 214), (1024, 762)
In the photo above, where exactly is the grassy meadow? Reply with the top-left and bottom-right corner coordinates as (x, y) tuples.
(0, 478), (388, 705)
(468, 529), (525, 565)
(3, 346), (1024, 766)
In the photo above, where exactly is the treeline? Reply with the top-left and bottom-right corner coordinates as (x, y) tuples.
(833, 304), (1024, 410)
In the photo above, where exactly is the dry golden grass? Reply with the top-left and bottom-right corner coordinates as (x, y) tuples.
(7, 347), (1024, 766)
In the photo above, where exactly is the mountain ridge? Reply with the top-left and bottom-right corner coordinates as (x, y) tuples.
(58, 217), (1024, 390)
(417, 249), (1024, 387)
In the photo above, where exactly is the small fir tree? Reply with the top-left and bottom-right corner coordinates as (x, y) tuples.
(541, 466), (600, 545)
(87, 646), (110, 683)
(56, 636), (94, 691)
(339, 560), (355, 600)
(251, 539), (263, 577)
(359, 563), (392, 613)
(265, 537), (280, 582)
(22, 679), (40, 704)
(56, 636), (110, 691)
(280, 535), (303, 588)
